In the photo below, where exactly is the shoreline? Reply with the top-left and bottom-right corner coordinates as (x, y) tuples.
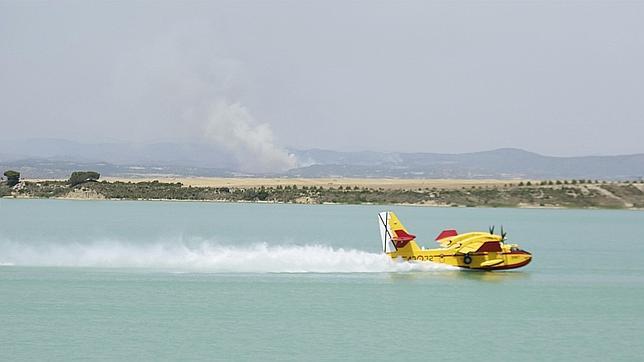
(3, 193), (643, 212)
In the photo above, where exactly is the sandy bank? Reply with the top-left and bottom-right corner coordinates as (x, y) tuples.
(99, 177), (521, 190)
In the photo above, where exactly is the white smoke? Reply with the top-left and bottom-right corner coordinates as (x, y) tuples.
(111, 22), (297, 173)
(205, 100), (297, 173)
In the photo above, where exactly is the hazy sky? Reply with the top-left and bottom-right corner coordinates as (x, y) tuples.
(1, 0), (643, 156)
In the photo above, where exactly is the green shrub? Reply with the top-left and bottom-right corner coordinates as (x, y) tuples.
(3, 170), (20, 187)
(68, 171), (100, 186)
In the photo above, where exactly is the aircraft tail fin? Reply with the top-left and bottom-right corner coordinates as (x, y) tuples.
(378, 211), (416, 253)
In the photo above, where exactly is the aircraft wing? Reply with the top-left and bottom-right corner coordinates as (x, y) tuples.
(457, 241), (486, 254)
(457, 240), (503, 254)
(436, 232), (489, 248)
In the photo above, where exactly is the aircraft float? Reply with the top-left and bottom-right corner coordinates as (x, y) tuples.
(378, 211), (532, 270)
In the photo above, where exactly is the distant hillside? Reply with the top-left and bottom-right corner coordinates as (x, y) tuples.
(288, 148), (644, 180)
(0, 139), (237, 169)
(0, 159), (238, 179)
(1, 139), (643, 180)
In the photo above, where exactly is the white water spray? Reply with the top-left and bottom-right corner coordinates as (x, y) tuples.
(0, 240), (454, 273)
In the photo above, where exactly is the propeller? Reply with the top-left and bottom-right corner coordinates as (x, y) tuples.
(488, 225), (495, 235)
(500, 225), (507, 242)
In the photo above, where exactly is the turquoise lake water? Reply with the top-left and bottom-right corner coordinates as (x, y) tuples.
(1, 199), (643, 361)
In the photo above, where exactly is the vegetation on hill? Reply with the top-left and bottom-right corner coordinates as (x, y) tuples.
(3, 176), (644, 209)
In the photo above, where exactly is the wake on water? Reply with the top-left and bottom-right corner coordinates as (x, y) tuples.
(0, 240), (455, 273)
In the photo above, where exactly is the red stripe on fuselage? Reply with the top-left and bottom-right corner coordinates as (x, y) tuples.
(482, 257), (532, 270)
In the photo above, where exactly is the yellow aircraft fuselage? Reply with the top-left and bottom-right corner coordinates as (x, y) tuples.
(379, 212), (532, 271)
(387, 234), (532, 270)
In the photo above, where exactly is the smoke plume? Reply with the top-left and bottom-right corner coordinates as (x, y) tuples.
(205, 100), (296, 173)
(110, 21), (297, 173)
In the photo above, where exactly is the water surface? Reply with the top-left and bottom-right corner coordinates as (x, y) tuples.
(1, 199), (643, 360)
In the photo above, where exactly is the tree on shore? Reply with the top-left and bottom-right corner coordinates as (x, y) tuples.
(3, 170), (20, 187)
(68, 171), (100, 186)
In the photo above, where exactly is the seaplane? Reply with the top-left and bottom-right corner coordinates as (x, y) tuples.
(378, 211), (532, 270)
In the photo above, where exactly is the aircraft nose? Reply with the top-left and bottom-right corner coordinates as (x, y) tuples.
(515, 249), (532, 262)
(504, 249), (532, 269)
